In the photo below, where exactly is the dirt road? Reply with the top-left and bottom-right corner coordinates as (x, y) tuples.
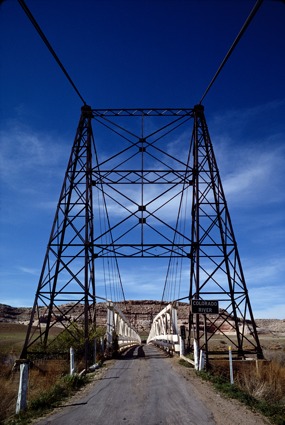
(36, 345), (215, 425)
(35, 344), (269, 425)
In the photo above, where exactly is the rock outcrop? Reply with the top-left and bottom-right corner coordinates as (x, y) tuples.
(1, 302), (284, 336)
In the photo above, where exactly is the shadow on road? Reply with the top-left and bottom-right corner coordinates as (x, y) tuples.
(98, 376), (120, 380)
(120, 344), (170, 360)
(57, 402), (88, 408)
(137, 345), (145, 357)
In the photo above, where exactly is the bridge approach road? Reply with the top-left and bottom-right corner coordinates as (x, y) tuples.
(36, 344), (216, 425)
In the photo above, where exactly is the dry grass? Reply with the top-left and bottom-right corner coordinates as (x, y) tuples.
(0, 358), (69, 424)
(206, 349), (285, 424)
(0, 362), (18, 423)
(208, 353), (285, 404)
(0, 324), (27, 423)
(236, 352), (285, 404)
(0, 323), (70, 423)
(0, 323), (99, 424)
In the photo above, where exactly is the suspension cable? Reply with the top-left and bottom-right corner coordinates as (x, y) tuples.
(161, 135), (193, 304)
(18, 0), (87, 105)
(199, 0), (263, 104)
(92, 134), (127, 304)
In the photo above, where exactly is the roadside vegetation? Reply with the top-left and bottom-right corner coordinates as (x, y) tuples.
(180, 350), (285, 425)
(2, 322), (285, 425)
(3, 372), (88, 425)
(0, 324), (106, 425)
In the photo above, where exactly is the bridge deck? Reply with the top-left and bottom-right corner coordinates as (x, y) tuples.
(35, 344), (215, 425)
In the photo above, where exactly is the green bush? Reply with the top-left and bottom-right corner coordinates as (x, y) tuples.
(29, 324), (106, 360)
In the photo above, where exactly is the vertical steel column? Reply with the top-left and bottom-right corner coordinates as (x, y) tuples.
(190, 106), (201, 350)
(20, 106), (96, 359)
(84, 105), (95, 370)
(189, 104), (263, 359)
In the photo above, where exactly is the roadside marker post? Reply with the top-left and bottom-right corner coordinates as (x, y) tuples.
(194, 339), (199, 370)
(229, 346), (234, 384)
(70, 346), (75, 375)
(199, 350), (205, 371)
(16, 362), (29, 414)
(179, 336), (185, 357)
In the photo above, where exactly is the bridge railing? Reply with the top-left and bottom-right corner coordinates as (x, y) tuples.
(147, 303), (180, 353)
(106, 302), (141, 350)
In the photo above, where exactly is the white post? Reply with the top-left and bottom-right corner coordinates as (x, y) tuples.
(106, 303), (114, 348)
(194, 339), (199, 370)
(16, 362), (29, 414)
(70, 346), (75, 375)
(179, 336), (185, 357)
(199, 349), (205, 371)
(171, 307), (178, 335)
(229, 346), (234, 384)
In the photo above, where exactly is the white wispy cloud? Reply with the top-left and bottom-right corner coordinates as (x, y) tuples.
(244, 256), (285, 286)
(209, 101), (285, 206)
(18, 266), (40, 276)
(249, 285), (285, 320)
(0, 121), (68, 192)
(222, 143), (285, 204)
(209, 100), (285, 137)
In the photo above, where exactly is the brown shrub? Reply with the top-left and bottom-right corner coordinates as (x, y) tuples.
(208, 356), (285, 405)
(0, 362), (18, 423)
(237, 360), (285, 403)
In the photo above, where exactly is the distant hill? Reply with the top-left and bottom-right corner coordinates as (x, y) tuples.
(0, 302), (284, 335)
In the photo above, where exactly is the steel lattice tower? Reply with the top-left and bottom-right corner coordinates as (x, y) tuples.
(21, 104), (263, 360)
(21, 106), (96, 361)
(189, 105), (263, 359)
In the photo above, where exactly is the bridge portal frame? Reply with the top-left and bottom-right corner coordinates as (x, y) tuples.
(20, 105), (263, 364)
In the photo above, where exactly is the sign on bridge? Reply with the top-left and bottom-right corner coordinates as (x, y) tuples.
(191, 299), (219, 314)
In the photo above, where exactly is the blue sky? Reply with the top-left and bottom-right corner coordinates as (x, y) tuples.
(0, 0), (284, 318)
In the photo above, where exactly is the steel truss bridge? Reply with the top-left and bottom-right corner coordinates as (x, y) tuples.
(20, 105), (263, 366)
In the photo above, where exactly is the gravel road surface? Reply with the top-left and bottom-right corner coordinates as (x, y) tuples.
(36, 344), (216, 425)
